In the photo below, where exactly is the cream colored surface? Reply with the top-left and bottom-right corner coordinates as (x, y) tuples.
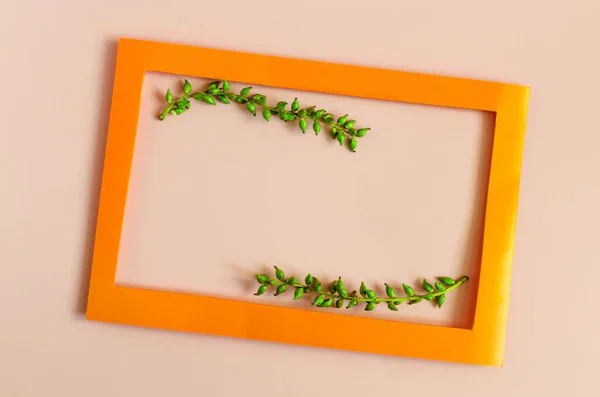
(1, 1), (598, 396)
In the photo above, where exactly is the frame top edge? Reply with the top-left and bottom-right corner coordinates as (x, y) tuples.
(116, 37), (529, 90)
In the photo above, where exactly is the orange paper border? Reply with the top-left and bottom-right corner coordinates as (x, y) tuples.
(86, 38), (529, 366)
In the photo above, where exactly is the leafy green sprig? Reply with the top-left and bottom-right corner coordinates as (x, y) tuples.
(159, 79), (371, 152)
(254, 266), (469, 310)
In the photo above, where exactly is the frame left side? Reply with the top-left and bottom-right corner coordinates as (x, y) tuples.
(87, 39), (146, 316)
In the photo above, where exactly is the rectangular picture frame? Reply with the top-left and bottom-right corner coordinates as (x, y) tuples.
(86, 38), (529, 366)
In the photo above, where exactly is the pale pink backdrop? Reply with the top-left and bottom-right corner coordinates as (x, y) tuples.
(115, 72), (491, 329)
(2, 1), (599, 396)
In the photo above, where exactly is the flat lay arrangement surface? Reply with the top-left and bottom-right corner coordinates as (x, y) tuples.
(3, 2), (598, 395)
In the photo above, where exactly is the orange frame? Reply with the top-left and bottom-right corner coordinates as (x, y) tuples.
(86, 38), (529, 366)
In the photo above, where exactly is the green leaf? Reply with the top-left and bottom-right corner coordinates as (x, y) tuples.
(347, 299), (358, 309)
(359, 282), (367, 297)
(255, 274), (268, 284)
(217, 95), (230, 104)
(246, 102), (256, 116)
(203, 96), (216, 105)
(437, 295), (446, 308)
(321, 298), (333, 308)
(330, 127), (338, 139)
(274, 266), (285, 281)
(298, 109), (307, 117)
(335, 299), (344, 309)
(174, 108), (186, 115)
(252, 94), (266, 105)
(262, 109), (271, 121)
(387, 302), (398, 311)
(183, 80), (192, 94)
(336, 132), (345, 146)
(222, 80), (230, 91)
(366, 289), (376, 299)
(166, 89), (173, 103)
(339, 287), (348, 298)
(350, 138), (357, 152)
(293, 288), (304, 300)
(435, 282), (446, 292)
(402, 284), (415, 296)
(323, 113), (334, 124)
(209, 88), (220, 95)
(328, 283), (337, 294)
(276, 101), (287, 110)
(365, 302), (376, 311)
(240, 87), (252, 97)
(356, 128), (370, 137)
(287, 276), (298, 285)
(291, 98), (300, 111)
(192, 93), (205, 100)
(234, 98), (247, 104)
(344, 120), (356, 129)
(275, 284), (286, 296)
(208, 81), (220, 90)
(281, 112), (295, 121)
(313, 295), (325, 306)
(305, 273), (313, 285)
(408, 298), (423, 305)
(269, 279), (279, 286)
(313, 121), (321, 135)
(254, 285), (267, 296)
(337, 114), (348, 124)
(423, 294), (434, 301)
(313, 277), (323, 292)
(347, 128), (356, 136)
(385, 283), (396, 298)
(337, 279), (348, 298)
(299, 118), (307, 133)
(314, 109), (325, 118)
(438, 277), (456, 286)
(423, 279), (434, 293)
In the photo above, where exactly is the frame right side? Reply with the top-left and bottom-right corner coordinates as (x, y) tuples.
(472, 85), (529, 366)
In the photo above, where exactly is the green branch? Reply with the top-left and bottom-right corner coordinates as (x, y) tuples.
(158, 79), (371, 152)
(254, 266), (469, 310)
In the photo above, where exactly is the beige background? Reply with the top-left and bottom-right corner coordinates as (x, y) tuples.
(116, 71), (491, 329)
(1, 1), (599, 396)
